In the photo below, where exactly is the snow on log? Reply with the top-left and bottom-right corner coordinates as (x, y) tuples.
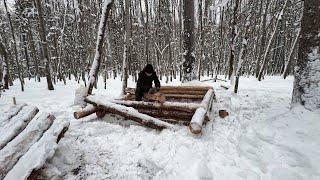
(85, 96), (174, 130)
(0, 103), (27, 127)
(189, 107), (207, 134)
(73, 104), (98, 119)
(112, 99), (202, 113)
(0, 113), (55, 179)
(4, 120), (70, 180)
(189, 89), (214, 134)
(201, 89), (215, 110)
(0, 106), (39, 150)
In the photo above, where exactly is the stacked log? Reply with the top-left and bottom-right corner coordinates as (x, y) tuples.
(125, 86), (212, 101)
(0, 104), (27, 127)
(0, 113), (55, 179)
(75, 86), (215, 134)
(4, 120), (70, 180)
(0, 106), (39, 150)
(74, 97), (204, 120)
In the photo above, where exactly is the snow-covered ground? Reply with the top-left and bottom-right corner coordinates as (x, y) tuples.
(0, 76), (319, 180)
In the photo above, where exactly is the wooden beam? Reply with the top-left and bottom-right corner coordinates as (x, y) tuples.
(137, 109), (194, 122)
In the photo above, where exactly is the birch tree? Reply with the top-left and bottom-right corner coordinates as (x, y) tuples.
(87, 0), (114, 95)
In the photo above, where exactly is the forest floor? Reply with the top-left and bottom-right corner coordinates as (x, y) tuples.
(0, 76), (319, 180)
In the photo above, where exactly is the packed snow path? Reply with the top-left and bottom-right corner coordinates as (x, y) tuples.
(0, 76), (319, 180)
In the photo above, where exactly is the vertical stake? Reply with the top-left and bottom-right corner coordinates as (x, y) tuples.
(13, 96), (16, 105)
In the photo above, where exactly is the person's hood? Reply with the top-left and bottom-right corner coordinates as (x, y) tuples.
(143, 64), (155, 74)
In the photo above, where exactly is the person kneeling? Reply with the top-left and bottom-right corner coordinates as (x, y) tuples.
(135, 64), (161, 101)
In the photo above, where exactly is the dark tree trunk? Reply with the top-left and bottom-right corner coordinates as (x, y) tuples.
(182, 0), (196, 82)
(35, 0), (54, 90)
(292, 0), (320, 110)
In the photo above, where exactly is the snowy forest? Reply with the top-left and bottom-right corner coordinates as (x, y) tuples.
(0, 0), (319, 179)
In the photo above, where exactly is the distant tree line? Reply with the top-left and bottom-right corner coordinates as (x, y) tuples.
(0, 0), (303, 93)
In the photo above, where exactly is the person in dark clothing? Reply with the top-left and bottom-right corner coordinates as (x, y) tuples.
(135, 64), (161, 101)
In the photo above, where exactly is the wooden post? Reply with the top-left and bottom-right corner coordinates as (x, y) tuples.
(12, 97), (16, 105)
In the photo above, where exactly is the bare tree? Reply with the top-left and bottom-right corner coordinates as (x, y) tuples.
(87, 0), (114, 95)
(3, 0), (24, 91)
(121, 0), (130, 94)
(35, 0), (54, 90)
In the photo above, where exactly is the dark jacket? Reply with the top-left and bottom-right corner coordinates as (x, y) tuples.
(135, 65), (160, 101)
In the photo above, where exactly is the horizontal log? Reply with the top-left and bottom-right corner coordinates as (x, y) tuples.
(165, 94), (204, 99)
(143, 92), (166, 103)
(137, 109), (193, 122)
(4, 120), (70, 180)
(125, 86), (212, 95)
(74, 105), (98, 119)
(160, 86), (213, 91)
(160, 119), (190, 126)
(112, 99), (202, 113)
(0, 106), (39, 150)
(0, 113), (55, 179)
(160, 90), (206, 95)
(0, 104), (27, 127)
(85, 96), (174, 130)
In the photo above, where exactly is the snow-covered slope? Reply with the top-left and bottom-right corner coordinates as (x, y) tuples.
(0, 76), (319, 180)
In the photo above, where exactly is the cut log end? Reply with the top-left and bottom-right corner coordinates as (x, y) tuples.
(189, 123), (202, 134)
(73, 105), (98, 119)
(219, 110), (229, 118)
